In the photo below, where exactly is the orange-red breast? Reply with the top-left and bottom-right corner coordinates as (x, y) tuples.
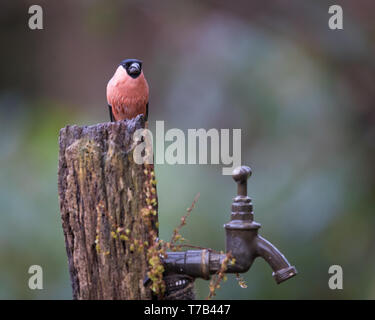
(106, 59), (149, 122)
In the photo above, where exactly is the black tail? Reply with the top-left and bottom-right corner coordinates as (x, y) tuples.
(108, 105), (114, 122)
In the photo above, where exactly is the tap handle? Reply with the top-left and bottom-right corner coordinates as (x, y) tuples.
(232, 166), (252, 197)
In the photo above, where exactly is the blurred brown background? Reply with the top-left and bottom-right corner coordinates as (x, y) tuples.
(0, 0), (374, 299)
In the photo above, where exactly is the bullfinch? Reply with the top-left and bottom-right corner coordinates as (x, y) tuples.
(106, 59), (149, 122)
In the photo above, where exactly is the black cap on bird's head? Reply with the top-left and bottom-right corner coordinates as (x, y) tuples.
(120, 59), (143, 78)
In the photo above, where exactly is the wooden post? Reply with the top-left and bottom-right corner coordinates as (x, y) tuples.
(57, 115), (158, 299)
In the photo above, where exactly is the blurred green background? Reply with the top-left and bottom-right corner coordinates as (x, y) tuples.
(1, 0), (374, 299)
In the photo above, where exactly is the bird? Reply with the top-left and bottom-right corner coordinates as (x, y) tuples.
(106, 59), (149, 122)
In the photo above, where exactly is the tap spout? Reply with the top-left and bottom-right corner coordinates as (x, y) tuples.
(255, 235), (297, 284)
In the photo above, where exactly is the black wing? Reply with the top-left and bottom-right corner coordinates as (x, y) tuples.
(145, 102), (149, 121)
